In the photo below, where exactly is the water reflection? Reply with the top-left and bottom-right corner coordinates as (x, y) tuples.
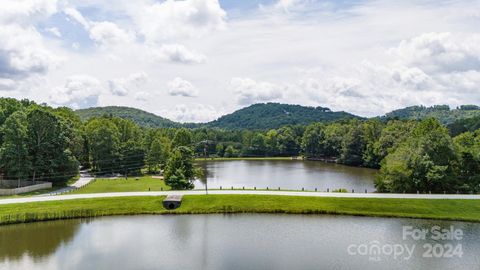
(195, 160), (377, 191)
(0, 215), (479, 270)
(0, 219), (81, 261)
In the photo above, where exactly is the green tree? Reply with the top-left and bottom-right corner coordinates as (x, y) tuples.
(215, 143), (225, 157)
(0, 111), (31, 186)
(276, 126), (299, 156)
(376, 119), (458, 193)
(323, 123), (347, 158)
(164, 146), (197, 189)
(373, 120), (416, 162)
(301, 123), (325, 158)
(362, 120), (383, 168)
(265, 129), (278, 156)
(85, 118), (121, 173)
(146, 136), (171, 173)
(224, 145), (238, 158)
(172, 128), (193, 148)
(26, 108), (78, 184)
(453, 131), (480, 193)
(340, 120), (365, 166)
(119, 140), (145, 175)
(249, 133), (266, 156)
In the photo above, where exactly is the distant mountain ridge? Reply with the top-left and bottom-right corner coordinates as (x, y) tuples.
(381, 105), (480, 124)
(75, 103), (480, 130)
(205, 103), (360, 129)
(76, 106), (179, 128)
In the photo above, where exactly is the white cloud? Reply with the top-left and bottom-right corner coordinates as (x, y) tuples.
(153, 44), (206, 64)
(134, 91), (150, 101)
(89, 21), (133, 46)
(274, 0), (312, 12)
(0, 0), (58, 25)
(64, 7), (133, 47)
(108, 71), (148, 96)
(49, 75), (105, 109)
(229, 77), (285, 105)
(130, 0), (227, 42)
(389, 32), (480, 73)
(108, 80), (128, 96)
(158, 103), (221, 123)
(3, 0), (480, 119)
(45, 27), (61, 37)
(0, 24), (56, 78)
(0, 78), (16, 91)
(167, 77), (198, 97)
(63, 7), (89, 29)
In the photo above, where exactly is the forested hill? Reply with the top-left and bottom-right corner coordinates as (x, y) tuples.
(76, 106), (179, 128)
(382, 105), (480, 125)
(206, 103), (360, 129)
(75, 103), (480, 130)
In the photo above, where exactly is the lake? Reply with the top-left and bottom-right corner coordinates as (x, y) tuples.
(195, 160), (377, 192)
(1, 215), (478, 270)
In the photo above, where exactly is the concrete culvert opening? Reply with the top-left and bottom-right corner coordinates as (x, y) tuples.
(163, 195), (183, 210)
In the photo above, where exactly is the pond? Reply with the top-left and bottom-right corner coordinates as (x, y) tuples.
(195, 160), (377, 192)
(1, 215), (478, 270)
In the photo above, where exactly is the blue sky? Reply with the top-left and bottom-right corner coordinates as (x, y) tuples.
(1, 0), (480, 122)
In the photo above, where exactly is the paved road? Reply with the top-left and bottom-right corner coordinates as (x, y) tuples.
(42, 171), (94, 195)
(1, 190), (480, 205)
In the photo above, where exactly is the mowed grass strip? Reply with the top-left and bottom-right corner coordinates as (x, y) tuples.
(71, 176), (170, 194)
(195, 157), (294, 161)
(1, 195), (480, 225)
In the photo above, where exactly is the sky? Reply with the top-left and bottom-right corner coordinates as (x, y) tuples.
(1, 0), (480, 122)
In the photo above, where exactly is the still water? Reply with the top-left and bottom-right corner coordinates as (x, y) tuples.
(195, 160), (377, 192)
(1, 215), (478, 270)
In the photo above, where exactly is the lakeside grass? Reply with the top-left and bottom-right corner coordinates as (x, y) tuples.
(195, 157), (296, 161)
(1, 195), (479, 225)
(71, 176), (170, 194)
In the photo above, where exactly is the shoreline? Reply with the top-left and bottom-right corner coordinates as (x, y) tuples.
(1, 195), (479, 225)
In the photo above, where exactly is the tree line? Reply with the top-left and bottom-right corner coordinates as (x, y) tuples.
(0, 98), (478, 193)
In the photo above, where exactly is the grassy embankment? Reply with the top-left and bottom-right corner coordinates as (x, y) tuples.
(195, 157), (296, 161)
(1, 195), (479, 225)
(71, 176), (170, 194)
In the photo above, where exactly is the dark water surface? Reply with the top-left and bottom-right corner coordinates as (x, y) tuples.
(1, 215), (479, 270)
(195, 160), (377, 191)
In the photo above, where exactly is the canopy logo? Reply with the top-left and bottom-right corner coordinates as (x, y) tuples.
(347, 241), (415, 262)
(347, 225), (464, 262)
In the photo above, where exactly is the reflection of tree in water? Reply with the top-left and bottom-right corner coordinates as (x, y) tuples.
(194, 161), (214, 185)
(0, 219), (84, 262)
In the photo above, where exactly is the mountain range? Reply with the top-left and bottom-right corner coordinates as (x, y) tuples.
(76, 103), (480, 130)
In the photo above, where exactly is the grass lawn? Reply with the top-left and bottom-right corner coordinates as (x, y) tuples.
(1, 195), (479, 225)
(71, 176), (170, 194)
(196, 157), (296, 161)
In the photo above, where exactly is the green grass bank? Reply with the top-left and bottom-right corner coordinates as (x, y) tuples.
(1, 195), (480, 225)
(195, 157), (296, 161)
(71, 176), (170, 194)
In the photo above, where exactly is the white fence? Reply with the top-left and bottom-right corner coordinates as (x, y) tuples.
(0, 181), (52, 196)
